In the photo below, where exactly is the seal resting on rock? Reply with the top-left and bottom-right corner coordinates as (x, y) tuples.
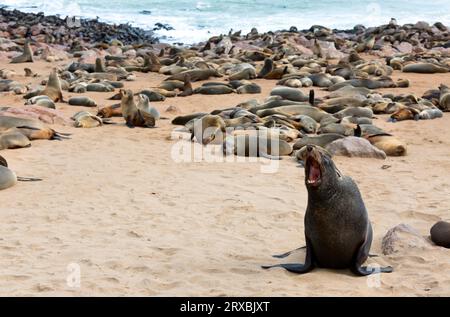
(262, 145), (393, 275)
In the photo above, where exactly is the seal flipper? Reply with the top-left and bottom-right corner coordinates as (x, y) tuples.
(309, 89), (315, 106)
(354, 124), (362, 137)
(262, 238), (314, 274)
(351, 225), (393, 275)
(261, 263), (311, 273)
(272, 246), (306, 259)
(17, 176), (42, 182)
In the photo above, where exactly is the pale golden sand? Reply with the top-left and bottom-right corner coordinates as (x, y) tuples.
(0, 59), (449, 296)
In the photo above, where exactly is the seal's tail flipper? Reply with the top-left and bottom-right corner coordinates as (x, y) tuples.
(309, 89), (315, 106)
(52, 131), (71, 140)
(101, 119), (116, 125)
(17, 176), (43, 182)
(354, 265), (393, 275)
(354, 124), (362, 137)
(272, 246), (306, 259)
(261, 263), (310, 274)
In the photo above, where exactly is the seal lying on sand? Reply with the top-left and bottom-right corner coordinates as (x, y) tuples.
(0, 154), (42, 190)
(430, 221), (450, 248)
(0, 116), (71, 140)
(0, 128), (31, 150)
(262, 145), (393, 275)
(223, 134), (292, 159)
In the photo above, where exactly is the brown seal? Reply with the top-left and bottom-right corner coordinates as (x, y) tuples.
(120, 89), (156, 128)
(39, 69), (64, 102)
(10, 39), (34, 64)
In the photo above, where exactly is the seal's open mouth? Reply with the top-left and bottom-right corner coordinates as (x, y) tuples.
(306, 156), (322, 187)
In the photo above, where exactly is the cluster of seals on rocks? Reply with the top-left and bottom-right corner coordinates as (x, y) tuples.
(262, 145), (393, 275)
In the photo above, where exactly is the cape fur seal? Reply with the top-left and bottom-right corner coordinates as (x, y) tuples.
(439, 84), (450, 111)
(165, 69), (222, 82)
(120, 89), (156, 128)
(366, 134), (407, 156)
(97, 104), (121, 118)
(189, 114), (226, 145)
(430, 221), (450, 248)
(263, 145), (393, 275)
(0, 128), (31, 150)
(402, 63), (448, 74)
(10, 40), (34, 64)
(0, 116), (71, 140)
(39, 69), (64, 102)
(0, 164), (16, 190)
(0, 154), (42, 189)
(72, 111), (103, 128)
(68, 96), (97, 107)
(223, 134), (292, 159)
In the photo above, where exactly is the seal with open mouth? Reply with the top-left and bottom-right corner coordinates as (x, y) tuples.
(262, 145), (393, 275)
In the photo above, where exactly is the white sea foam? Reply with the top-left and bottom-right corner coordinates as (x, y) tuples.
(1, 0), (449, 44)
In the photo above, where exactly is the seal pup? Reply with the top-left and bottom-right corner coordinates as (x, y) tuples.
(430, 221), (450, 248)
(178, 74), (193, 97)
(72, 111), (104, 128)
(262, 145), (393, 275)
(136, 94), (161, 120)
(120, 89), (156, 128)
(10, 40), (34, 64)
(97, 104), (122, 118)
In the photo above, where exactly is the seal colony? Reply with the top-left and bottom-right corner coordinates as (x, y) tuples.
(0, 8), (450, 294)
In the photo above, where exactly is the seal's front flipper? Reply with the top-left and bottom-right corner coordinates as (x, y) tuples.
(272, 246), (306, 259)
(261, 263), (310, 274)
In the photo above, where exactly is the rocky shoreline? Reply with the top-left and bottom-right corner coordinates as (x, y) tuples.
(0, 8), (158, 45)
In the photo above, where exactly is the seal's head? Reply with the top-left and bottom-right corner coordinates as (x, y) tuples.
(298, 145), (340, 190)
(119, 89), (134, 103)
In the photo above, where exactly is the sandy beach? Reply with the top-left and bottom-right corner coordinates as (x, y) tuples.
(0, 54), (449, 296)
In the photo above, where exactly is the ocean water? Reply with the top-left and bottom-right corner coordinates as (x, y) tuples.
(1, 0), (450, 44)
